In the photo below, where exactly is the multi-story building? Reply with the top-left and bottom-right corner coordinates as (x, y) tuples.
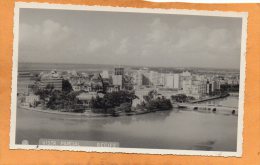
(115, 67), (124, 75)
(173, 74), (180, 89)
(133, 69), (151, 87)
(39, 78), (63, 91)
(206, 81), (213, 94)
(112, 75), (123, 89)
(165, 74), (174, 89)
(182, 78), (192, 95)
(148, 71), (159, 86)
(17, 72), (34, 95)
(182, 77), (207, 99)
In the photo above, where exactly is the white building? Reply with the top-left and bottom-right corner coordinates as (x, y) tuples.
(149, 71), (159, 86)
(173, 74), (180, 89)
(112, 75), (123, 89)
(25, 94), (40, 106)
(77, 92), (104, 108)
(165, 74), (174, 89)
(181, 71), (191, 77)
(101, 70), (109, 79)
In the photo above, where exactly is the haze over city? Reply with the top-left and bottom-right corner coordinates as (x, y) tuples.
(19, 8), (242, 69)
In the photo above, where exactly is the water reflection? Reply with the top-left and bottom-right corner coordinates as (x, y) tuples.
(15, 96), (238, 152)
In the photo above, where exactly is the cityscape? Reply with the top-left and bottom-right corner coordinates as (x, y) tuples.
(17, 64), (240, 116)
(13, 7), (244, 153)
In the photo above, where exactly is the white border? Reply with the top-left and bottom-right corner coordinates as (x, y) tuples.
(10, 2), (248, 157)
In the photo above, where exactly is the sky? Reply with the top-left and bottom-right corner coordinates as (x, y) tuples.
(18, 8), (243, 69)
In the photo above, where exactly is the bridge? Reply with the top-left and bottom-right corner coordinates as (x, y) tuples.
(177, 103), (238, 114)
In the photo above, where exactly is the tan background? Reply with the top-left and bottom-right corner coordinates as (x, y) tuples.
(0, 0), (260, 164)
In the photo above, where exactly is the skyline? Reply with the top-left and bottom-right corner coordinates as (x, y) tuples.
(18, 61), (240, 71)
(19, 8), (243, 69)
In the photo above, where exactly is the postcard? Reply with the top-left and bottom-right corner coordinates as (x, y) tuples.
(10, 2), (248, 156)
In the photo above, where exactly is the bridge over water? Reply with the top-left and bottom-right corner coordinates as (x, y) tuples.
(177, 103), (238, 114)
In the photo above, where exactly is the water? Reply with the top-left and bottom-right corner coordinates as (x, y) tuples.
(199, 96), (238, 107)
(15, 96), (238, 151)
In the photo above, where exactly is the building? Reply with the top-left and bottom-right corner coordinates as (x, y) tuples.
(17, 72), (34, 95)
(115, 67), (124, 75)
(106, 85), (120, 93)
(206, 81), (213, 94)
(134, 88), (153, 103)
(182, 78), (207, 99)
(76, 92), (104, 108)
(182, 78), (192, 95)
(181, 71), (192, 77)
(112, 75), (123, 89)
(165, 74), (174, 89)
(132, 70), (142, 87)
(173, 74), (180, 89)
(40, 70), (61, 79)
(148, 71), (162, 86)
(40, 78), (63, 91)
(25, 94), (40, 106)
(190, 81), (207, 99)
(101, 70), (109, 79)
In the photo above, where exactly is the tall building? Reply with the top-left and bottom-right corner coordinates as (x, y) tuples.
(182, 78), (192, 95)
(173, 74), (180, 89)
(206, 81), (213, 94)
(115, 67), (124, 75)
(17, 72), (34, 95)
(133, 69), (151, 87)
(165, 74), (174, 89)
(112, 75), (123, 89)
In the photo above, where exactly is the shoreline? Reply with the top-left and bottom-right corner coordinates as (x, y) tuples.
(18, 106), (153, 118)
(18, 94), (235, 118)
(190, 93), (230, 103)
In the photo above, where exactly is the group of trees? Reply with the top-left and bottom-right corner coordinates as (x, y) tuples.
(46, 90), (83, 112)
(171, 94), (195, 103)
(138, 97), (172, 112)
(90, 91), (137, 114)
(137, 90), (173, 112)
(32, 80), (84, 112)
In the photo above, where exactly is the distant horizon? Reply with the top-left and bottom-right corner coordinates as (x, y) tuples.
(18, 61), (240, 71)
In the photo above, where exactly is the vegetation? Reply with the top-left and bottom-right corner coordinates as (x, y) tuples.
(33, 83), (84, 112)
(90, 91), (136, 114)
(144, 97), (172, 112)
(62, 79), (73, 93)
(139, 90), (173, 111)
(171, 94), (195, 103)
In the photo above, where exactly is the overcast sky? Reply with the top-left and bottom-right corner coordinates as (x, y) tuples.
(19, 8), (242, 69)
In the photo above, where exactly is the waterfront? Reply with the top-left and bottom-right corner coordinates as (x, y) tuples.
(15, 96), (238, 151)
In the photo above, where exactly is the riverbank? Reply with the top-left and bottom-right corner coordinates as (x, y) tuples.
(18, 106), (153, 118)
(190, 93), (230, 103)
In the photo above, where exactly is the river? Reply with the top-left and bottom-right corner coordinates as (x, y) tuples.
(15, 96), (239, 151)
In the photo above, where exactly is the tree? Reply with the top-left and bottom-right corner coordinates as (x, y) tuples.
(171, 94), (188, 103)
(90, 91), (137, 113)
(62, 79), (73, 93)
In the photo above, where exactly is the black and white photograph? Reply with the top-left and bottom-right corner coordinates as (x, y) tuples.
(10, 2), (247, 156)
